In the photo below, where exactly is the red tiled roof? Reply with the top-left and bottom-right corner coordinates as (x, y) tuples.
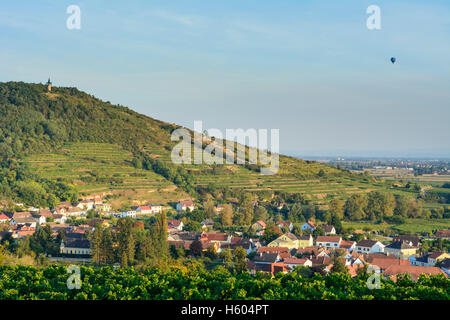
(384, 265), (447, 281)
(256, 220), (266, 228)
(340, 240), (356, 248)
(202, 232), (228, 241)
(284, 258), (309, 265)
(257, 246), (290, 254)
(0, 213), (10, 220)
(316, 236), (341, 243)
(371, 258), (410, 270)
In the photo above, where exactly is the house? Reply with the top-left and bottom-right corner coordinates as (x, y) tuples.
(176, 200), (195, 212)
(355, 240), (385, 254)
(297, 235), (314, 248)
(214, 204), (225, 213)
(383, 265), (447, 282)
(76, 199), (96, 211)
(167, 220), (184, 232)
(0, 213), (11, 223)
(435, 230), (450, 239)
(283, 257), (312, 269)
(251, 220), (266, 235)
(38, 209), (53, 218)
(412, 252), (450, 267)
(392, 235), (420, 247)
(219, 239), (256, 255)
(321, 225), (336, 235)
(9, 212), (32, 220)
(345, 251), (366, 266)
(301, 221), (316, 232)
(60, 239), (91, 255)
(340, 240), (356, 251)
(257, 247), (290, 255)
(34, 215), (47, 225)
(11, 217), (37, 226)
(66, 207), (86, 217)
(384, 241), (418, 259)
(267, 233), (310, 250)
(440, 258), (450, 276)
(315, 236), (342, 248)
(200, 219), (214, 231)
(254, 252), (281, 265)
(132, 205), (153, 214)
(370, 257), (411, 273)
(149, 204), (163, 214)
(120, 211), (136, 218)
(276, 221), (293, 232)
(95, 203), (111, 213)
(201, 232), (231, 244)
(52, 214), (67, 224)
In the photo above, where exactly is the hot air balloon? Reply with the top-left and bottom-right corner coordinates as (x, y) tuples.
(390, 57), (396, 64)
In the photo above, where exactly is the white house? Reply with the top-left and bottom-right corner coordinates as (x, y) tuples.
(150, 204), (163, 214)
(355, 240), (385, 254)
(120, 211), (136, 219)
(176, 200), (195, 212)
(316, 236), (342, 248)
(35, 215), (47, 225)
(322, 225), (336, 235)
(167, 220), (184, 231)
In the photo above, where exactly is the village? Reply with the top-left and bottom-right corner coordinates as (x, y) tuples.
(0, 197), (449, 283)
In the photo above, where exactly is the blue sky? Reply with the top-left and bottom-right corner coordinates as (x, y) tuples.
(1, 0), (450, 157)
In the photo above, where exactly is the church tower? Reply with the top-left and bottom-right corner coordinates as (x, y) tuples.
(46, 78), (52, 92)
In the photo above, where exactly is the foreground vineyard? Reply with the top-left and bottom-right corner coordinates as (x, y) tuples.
(0, 265), (448, 300)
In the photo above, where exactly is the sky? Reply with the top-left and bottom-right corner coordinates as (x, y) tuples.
(1, 0), (450, 158)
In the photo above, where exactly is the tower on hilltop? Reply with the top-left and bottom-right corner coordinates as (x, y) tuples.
(46, 78), (52, 92)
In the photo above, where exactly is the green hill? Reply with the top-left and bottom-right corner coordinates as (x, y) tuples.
(0, 81), (386, 208)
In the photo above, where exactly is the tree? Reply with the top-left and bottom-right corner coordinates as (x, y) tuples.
(220, 204), (233, 227)
(253, 206), (268, 222)
(313, 226), (325, 237)
(329, 199), (345, 219)
(331, 214), (343, 234)
(203, 200), (215, 218)
(287, 203), (303, 222)
(220, 248), (233, 270)
(189, 240), (203, 256)
(344, 194), (367, 221)
(233, 246), (247, 273)
(91, 224), (103, 265)
(184, 220), (202, 232)
(261, 225), (282, 244)
(330, 257), (348, 274)
(153, 211), (169, 259)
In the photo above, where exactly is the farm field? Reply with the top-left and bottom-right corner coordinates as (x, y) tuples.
(342, 218), (450, 235)
(22, 142), (189, 208)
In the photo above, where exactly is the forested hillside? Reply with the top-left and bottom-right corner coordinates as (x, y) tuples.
(0, 81), (385, 208)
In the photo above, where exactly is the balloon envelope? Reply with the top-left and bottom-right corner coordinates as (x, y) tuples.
(390, 57), (396, 64)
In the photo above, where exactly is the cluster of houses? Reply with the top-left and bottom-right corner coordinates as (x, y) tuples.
(1, 196), (449, 282)
(165, 218), (450, 281)
(0, 198), (197, 257)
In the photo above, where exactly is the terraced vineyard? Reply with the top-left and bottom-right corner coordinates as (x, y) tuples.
(23, 142), (188, 208)
(143, 145), (390, 208)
